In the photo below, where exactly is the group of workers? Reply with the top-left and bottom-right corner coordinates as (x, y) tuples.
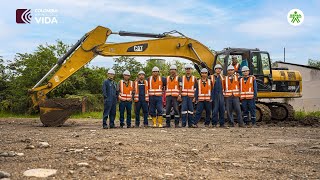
(102, 61), (257, 129)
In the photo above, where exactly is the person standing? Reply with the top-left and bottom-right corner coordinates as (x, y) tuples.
(181, 64), (197, 127)
(194, 68), (212, 127)
(148, 66), (166, 127)
(240, 66), (258, 128)
(165, 65), (181, 128)
(224, 65), (244, 127)
(211, 64), (225, 127)
(102, 69), (117, 129)
(118, 70), (134, 128)
(134, 71), (149, 128)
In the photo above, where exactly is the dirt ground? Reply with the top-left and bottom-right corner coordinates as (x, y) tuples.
(0, 118), (319, 179)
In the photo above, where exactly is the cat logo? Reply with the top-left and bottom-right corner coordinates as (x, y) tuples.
(134, 45), (143, 52)
(127, 43), (148, 52)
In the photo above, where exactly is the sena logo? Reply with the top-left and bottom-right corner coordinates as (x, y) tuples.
(16, 9), (58, 24)
(16, 9), (32, 24)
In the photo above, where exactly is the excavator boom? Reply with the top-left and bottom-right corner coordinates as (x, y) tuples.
(29, 26), (215, 126)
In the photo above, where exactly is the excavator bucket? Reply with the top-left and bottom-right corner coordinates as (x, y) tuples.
(39, 98), (82, 127)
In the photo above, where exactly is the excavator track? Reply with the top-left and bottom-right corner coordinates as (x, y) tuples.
(266, 102), (295, 121)
(255, 103), (272, 122)
(39, 98), (81, 127)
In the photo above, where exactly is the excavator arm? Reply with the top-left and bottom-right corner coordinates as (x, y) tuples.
(29, 26), (215, 126)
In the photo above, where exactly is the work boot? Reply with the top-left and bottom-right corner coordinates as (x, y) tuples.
(152, 117), (157, 127)
(252, 124), (258, 128)
(103, 125), (108, 129)
(238, 123), (245, 128)
(158, 116), (163, 128)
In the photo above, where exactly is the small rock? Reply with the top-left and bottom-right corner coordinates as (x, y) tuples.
(147, 140), (153, 142)
(21, 138), (32, 143)
(164, 173), (174, 177)
(115, 142), (124, 146)
(25, 144), (35, 149)
(77, 162), (90, 167)
(16, 152), (24, 156)
(191, 148), (199, 154)
(90, 130), (96, 132)
(23, 168), (57, 178)
(39, 142), (50, 148)
(201, 129), (207, 131)
(0, 170), (11, 178)
(203, 144), (209, 148)
(74, 134), (80, 138)
(160, 130), (167, 133)
(232, 163), (242, 167)
(74, 149), (84, 153)
(0, 151), (16, 157)
(68, 170), (74, 174)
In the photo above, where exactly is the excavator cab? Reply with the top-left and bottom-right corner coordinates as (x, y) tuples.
(213, 47), (302, 122)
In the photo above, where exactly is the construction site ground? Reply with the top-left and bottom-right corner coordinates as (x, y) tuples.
(0, 118), (319, 179)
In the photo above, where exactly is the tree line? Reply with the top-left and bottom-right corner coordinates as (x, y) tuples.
(0, 41), (196, 114)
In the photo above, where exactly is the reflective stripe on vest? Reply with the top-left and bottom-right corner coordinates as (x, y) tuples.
(166, 76), (179, 97)
(181, 75), (195, 97)
(149, 76), (162, 96)
(134, 80), (149, 102)
(198, 79), (211, 101)
(224, 75), (240, 97)
(240, 76), (254, 99)
(119, 80), (133, 101)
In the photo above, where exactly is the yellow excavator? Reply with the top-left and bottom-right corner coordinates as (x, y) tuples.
(29, 26), (302, 126)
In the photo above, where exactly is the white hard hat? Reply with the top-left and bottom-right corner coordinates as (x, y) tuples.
(227, 65), (235, 70)
(108, 69), (115, 74)
(214, 64), (222, 70)
(185, 64), (193, 69)
(201, 68), (208, 73)
(138, 70), (145, 75)
(170, 65), (177, 70)
(241, 66), (250, 72)
(123, 70), (131, 76)
(152, 66), (160, 72)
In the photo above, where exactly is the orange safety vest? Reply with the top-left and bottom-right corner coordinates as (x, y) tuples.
(240, 76), (255, 100)
(166, 76), (180, 97)
(119, 80), (133, 101)
(181, 75), (195, 97)
(134, 80), (149, 102)
(233, 63), (239, 72)
(149, 76), (163, 96)
(224, 75), (240, 97)
(210, 74), (224, 91)
(197, 79), (211, 101)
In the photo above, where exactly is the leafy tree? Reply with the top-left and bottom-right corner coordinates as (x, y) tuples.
(112, 56), (143, 82)
(2, 41), (108, 113)
(308, 59), (320, 68)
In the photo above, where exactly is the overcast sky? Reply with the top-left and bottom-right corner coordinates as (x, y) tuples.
(1, 0), (319, 67)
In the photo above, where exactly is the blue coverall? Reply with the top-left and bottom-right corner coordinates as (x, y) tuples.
(102, 79), (117, 128)
(212, 74), (225, 126)
(135, 80), (149, 126)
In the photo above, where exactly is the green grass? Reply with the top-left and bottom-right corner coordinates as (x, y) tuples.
(70, 111), (103, 119)
(0, 111), (38, 118)
(294, 111), (320, 119)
